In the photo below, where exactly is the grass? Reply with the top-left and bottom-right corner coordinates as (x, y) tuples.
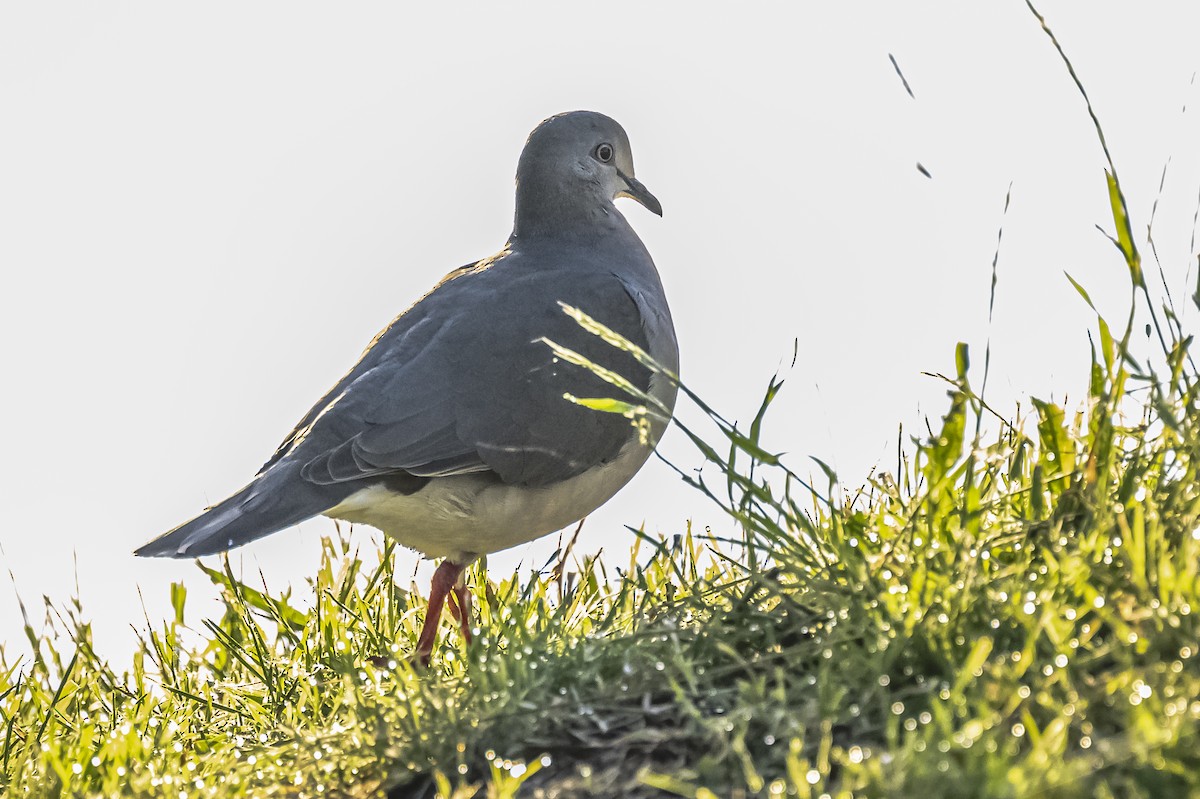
(5, 6), (1200, 797)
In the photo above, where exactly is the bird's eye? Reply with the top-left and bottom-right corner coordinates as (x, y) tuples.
(594, 143), (614, 163)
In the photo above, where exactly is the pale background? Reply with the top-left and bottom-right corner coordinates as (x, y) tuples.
(3, 3), (1199, 661)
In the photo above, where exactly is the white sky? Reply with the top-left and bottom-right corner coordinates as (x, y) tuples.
(2, 3), (1199, 661)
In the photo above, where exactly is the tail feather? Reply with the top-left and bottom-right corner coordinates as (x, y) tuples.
(135, 463), (340, 558)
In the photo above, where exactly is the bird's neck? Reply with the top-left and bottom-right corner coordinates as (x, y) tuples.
(511, 179), (625, 241)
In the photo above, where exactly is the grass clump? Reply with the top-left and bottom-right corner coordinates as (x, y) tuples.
(4, 7), (1200, 798)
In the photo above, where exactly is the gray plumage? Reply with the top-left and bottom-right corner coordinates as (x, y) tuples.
(136, 110), (678, 563)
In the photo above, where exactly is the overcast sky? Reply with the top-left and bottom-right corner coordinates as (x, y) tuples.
(3, 3), (1199, 661)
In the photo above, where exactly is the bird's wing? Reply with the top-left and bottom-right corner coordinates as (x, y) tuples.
(136, 259), (657, 559)
(292, 266), (654, 489)
(257, 261), (489, 477)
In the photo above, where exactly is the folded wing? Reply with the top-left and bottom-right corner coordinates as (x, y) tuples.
(291, 266), (654, 490)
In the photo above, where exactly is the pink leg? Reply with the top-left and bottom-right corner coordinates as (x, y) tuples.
(415, 560), (467, 664)
(448, 579), (473, 644)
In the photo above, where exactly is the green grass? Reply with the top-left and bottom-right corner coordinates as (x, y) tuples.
(5, 7), (1200, 798)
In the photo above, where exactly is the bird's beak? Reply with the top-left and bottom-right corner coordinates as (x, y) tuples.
(616, 171), (663, 217)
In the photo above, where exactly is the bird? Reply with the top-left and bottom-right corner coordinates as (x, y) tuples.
(136, 110), (679, 662)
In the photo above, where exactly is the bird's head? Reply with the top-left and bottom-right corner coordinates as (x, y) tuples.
(514, 110), (661, 237)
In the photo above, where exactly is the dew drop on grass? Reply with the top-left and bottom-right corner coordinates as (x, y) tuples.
(806, 769), (820, 785)
(763, 734), (776, 746)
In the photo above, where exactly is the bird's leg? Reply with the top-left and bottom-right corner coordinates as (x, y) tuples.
(447, 571), (473, 644)
(414, 559), (466, 664)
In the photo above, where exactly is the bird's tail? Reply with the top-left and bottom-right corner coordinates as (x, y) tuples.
(135, 463), (339, 558)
